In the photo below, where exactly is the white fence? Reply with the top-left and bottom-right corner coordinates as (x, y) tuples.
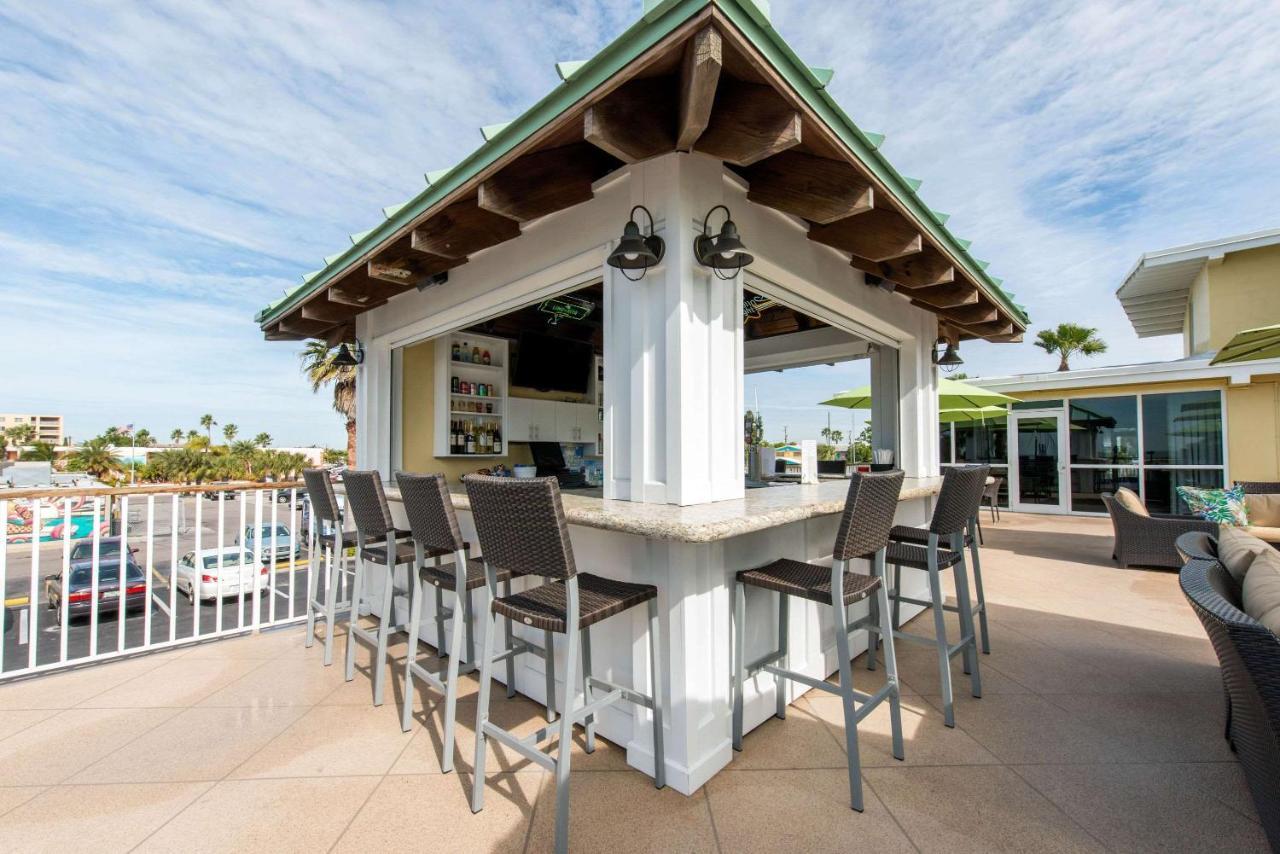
(0, 482), (315, 681)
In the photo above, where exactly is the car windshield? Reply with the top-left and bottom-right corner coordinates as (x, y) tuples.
(248, 526), (289, 539)
(68, 561), (144, 589)
(202, 553), (253, 569)
(70, 540), (121, 561)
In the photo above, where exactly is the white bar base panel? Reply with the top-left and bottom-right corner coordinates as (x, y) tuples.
(361, 495), (933, 796)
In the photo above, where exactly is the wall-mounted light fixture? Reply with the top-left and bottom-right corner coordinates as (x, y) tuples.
(605, 205), (665, 281)
(932, 338), (963, 372)
(332, 340), (364, 367)
(694, 204), (754, 280)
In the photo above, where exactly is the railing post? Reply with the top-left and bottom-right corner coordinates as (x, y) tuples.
(251, 490), (264, 633)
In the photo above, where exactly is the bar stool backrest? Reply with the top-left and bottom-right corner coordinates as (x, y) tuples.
(395, 472), (464, 554)
(303, 468), (341, 525)
(929, 465), (990, 536)
(464, 475), (576, 580)
(833, 470), (905, 560)
(341, 469), (395, 541)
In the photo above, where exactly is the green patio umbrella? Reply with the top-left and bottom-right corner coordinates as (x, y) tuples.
(939, 405), (1009, 423)
(1210, 323), (1280, 365)
(820, 378), (1020, 410)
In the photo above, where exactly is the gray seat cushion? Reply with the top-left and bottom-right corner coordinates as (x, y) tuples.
(1243, 548), (1280, 635)
(1218, 527), (1272, 586)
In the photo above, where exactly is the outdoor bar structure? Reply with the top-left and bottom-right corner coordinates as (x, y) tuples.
(255, 0), (1027, 795)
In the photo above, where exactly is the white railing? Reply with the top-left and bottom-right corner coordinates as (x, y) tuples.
(1, 481), (316, 681)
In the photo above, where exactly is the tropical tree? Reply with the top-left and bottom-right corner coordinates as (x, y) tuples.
(24, 441), (56, 462)
(170, 428), (184, 445)
(222, 423), (239, 444)
(65, 437), (123, 479)
(322, 447), (346, 465)
(199, 414), (216, 446)
(4, 423), (36, 458)
(1034, 323), (1107, 372)
(100, 425), (128, 446)
(186, 429), (199, 442)
(301, 340), (357, 466)
(253, 432), (272, 448)
(134, 428), (154, 447)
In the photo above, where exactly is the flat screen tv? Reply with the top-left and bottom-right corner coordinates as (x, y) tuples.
(513, 331), (593, 393)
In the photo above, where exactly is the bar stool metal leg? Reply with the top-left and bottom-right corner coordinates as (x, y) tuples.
(544, 629), (558, 723)
(831, 571), (865, 811)
(775, 593), (789, 720)
(551, 581), (580, 854)
(580, 627), (596, 753)
(305, 524), (319, 650)
(731, 579), (746, 752)
(647, 596), (666, 789)
(373, 559), (396, 707)
(925, 546), (957, 727)
(503, 579), (516, 699)
(433, 555), (447, 655)
(470, 580), (498, 815)
(343, 548), (365, 682)
(872, 551), (905, 761)
(322, 530), (343, 666)
(952, 545), (983, 699)
(400, 557), (426, 733)
(967, 518), (991, 654)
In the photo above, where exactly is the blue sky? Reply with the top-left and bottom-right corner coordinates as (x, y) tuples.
(1, 0), (1276, 447)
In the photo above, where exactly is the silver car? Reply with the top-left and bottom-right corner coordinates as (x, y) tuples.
(238, 524), (301, 564)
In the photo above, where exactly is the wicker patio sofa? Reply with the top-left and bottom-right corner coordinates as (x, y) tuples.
(1102, 488), (1217, 569)
(1238, 482), (1280, 545)
(1177, 537), (1280, 850)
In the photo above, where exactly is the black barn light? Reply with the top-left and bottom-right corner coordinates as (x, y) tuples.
(695, 204), (754, 279)
(332, 341), (364, 367)
(605, 205), (665, 281)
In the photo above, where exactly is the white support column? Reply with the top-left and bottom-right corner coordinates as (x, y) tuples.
(604, 154), (745, 505)
(355, 316), (394, 476)
(897, 313), (940, 478)
(869, 344), (900, 468)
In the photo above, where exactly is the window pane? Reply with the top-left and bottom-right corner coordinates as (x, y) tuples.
(955, 417), (1007, 464)
(939, 423), (952, 465)
(989, 465), (1009, 508)
(1069, 396), (1138, 464)
(1012, 400), (1062, 411)
(1142, 391), (1223, 466)
(1143, 468), (1224, 515)
(1070, 467), (1139, 513)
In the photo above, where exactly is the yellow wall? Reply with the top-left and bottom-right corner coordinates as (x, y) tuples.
(400, 339), (531, 485)
(1185, 265), (1211, 356)
(1206, 243), (1280, 353)
(1003, 376), (1280, 483)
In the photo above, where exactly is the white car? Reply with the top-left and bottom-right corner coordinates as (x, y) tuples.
(175, 548), (269, 602)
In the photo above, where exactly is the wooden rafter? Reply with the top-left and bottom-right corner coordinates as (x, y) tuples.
(937, 301), (999, 325)
(807, 208), (922, 262)
(410, 199), (521, 259)
(477, 143), (608, 223)
(909, 281), (979, 310)
(583, 77), (676, 163)
(743, 150), (872, 224)
(300, 298), (356, 325)
(879, 247), (955, 289)
(277, 314), (336, 337)
(676, 26), (722, 150)
(695, 79), (801, 167)
(323, 323), (355, 347)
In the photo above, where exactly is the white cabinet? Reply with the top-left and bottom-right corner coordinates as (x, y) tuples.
(507, 398), (558, 442)
(557, 403), (596, 443)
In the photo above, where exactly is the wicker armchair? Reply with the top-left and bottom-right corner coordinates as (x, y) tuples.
(1101, 492), (1217, 569)
(1180, 555), (1280, 849)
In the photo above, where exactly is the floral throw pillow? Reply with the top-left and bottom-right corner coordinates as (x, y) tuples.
(1177, 484), (1249, 526)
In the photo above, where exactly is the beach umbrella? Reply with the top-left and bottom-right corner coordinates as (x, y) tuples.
(1210, 323), (1280, 365)
(938, 406), (1009, 423)
(820, 378), (1020, 410)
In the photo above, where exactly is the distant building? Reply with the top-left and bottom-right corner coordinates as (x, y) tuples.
(962, 229), (1280, 516)
(0, 413), (64, 445)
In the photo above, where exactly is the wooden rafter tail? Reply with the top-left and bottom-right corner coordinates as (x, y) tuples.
(583, 77), (677, 163)
(324, 323), (355, 347)
(879, 247), (955, 289)
(986, 331), (1024, 343)
(937, 301), (999, 326)
(956, 318), (1016, 338)
(909, 281), (979, 310)
(477, 143), (605, 223)
(300, 297), (357, 325)
(410, 199), (521, 259)
(808, 207), (922, 263)
(676, 25), (722, 151)
(277, 313), (337, 337)
(694, 79), (801, 167)
(264, 324), (307, 342)
(745, 150), (873, 225)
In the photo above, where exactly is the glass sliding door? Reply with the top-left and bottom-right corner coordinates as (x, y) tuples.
(1011, 412), (1067, 512)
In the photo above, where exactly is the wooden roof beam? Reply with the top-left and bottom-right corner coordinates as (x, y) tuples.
(808, 207), (922, 262)
(744, 150), (873, 224)
(410, 199), (521, 259)
(584, 77), (676, 163)
(264, 325), (307, 342)
(879, 247), (955, 289)
(695, 79), (801, 167)
(909, 281), (979, 310)
(477, 143), (604, 223)
(937, 301), (999, 326)
(676, 26), (722, 150)
(277, 314), (337, 337)
(956, 318), (1015, 338)
(300, 298), (357, 325)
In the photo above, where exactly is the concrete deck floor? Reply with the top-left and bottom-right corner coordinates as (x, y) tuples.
(0, 513), (1268, 852)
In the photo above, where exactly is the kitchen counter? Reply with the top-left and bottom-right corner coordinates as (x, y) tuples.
(373, 476), (943, 544)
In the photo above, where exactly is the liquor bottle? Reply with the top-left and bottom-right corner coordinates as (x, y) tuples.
(480, 427), (490, 455)
(465, 423), (476, 455)
(472, 345), (481, 363)
(451, 376), (459, 393)
(451, 340), (461, 361)
(454, 420), (462, 454)
(482, 349), (491, 366)
(492, 427), (503, 454)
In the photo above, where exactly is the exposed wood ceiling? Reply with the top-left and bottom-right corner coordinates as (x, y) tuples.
(263, 8), (1021, 346)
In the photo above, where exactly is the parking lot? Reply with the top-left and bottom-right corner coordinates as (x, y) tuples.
(2, 492), (320, 674)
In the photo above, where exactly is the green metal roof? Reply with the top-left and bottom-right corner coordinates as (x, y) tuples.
(257, 0), (1028, 329)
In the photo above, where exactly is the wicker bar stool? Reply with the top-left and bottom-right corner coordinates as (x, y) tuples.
(340, 470), (418, 706)
(879, 464), (988, 727)
(395, 472), (541, 771)
(731, 470), (906, 812)
(464, 475), (665, 854)
(302, 468), (353, 666)
(888, 466), (993, 656)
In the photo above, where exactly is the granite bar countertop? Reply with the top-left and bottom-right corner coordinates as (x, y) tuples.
(369, 476), (942, 544)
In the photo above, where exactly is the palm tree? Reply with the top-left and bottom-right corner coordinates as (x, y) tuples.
(253, 432), (272, 448)
(199, 414), (216, 446)
(169, 428), (184, 445)
(134, 428), (154, 447)
(1033, 323), (1107, 372)
(4, 423), (36, 458)
(222, 423), (239, 444)
(301, 340), (357, 466)
(66, 437), (123, 480)
(24, 441), (56, 462)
